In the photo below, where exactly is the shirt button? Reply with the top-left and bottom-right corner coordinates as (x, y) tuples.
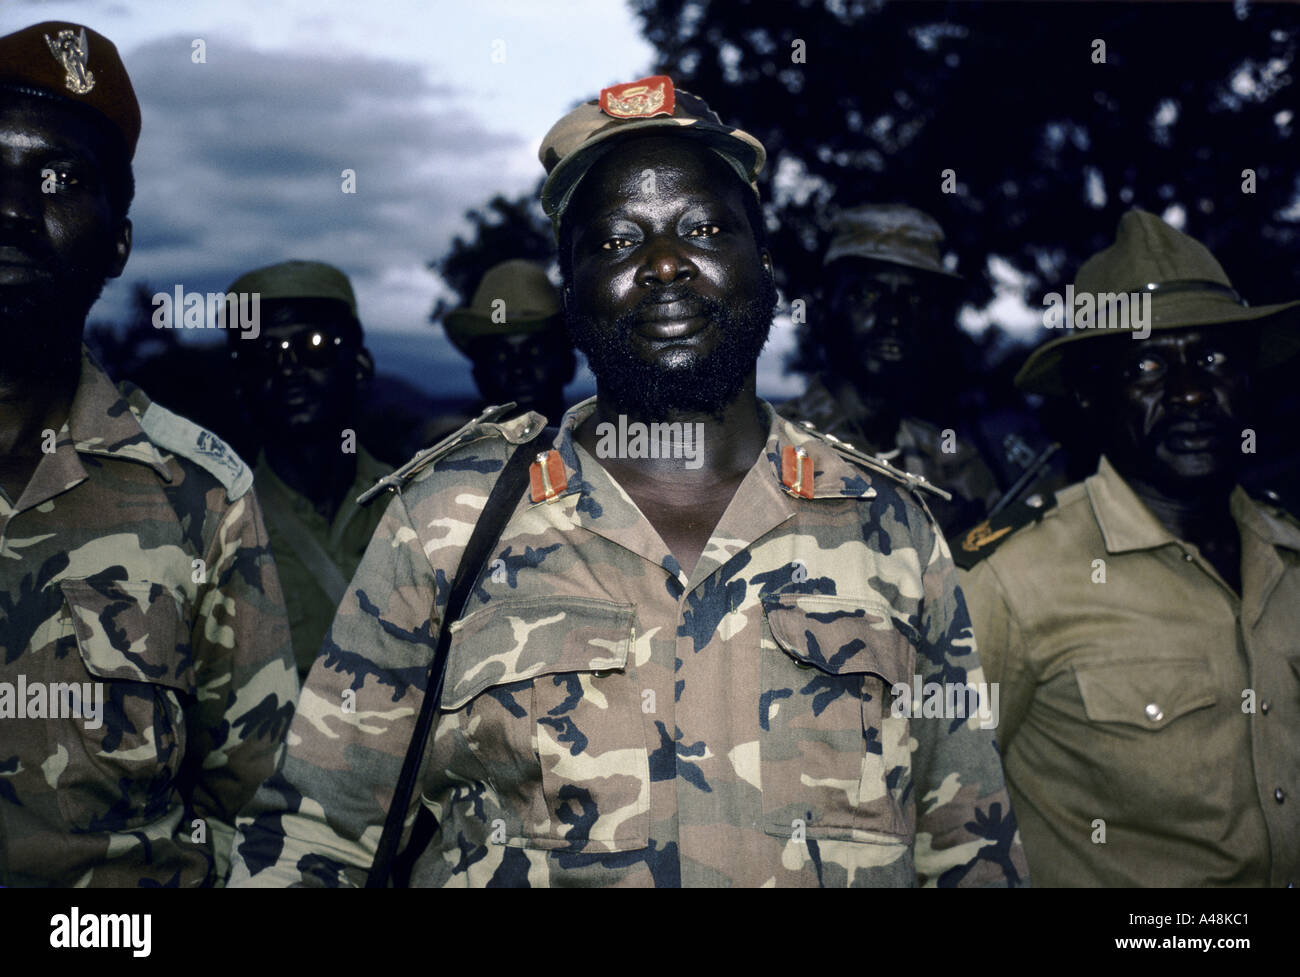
(1276, 788), (1286, 803)
(1261, 700), (1271, 715)
(1144, 703), (1164, 722)
(1026, 493), (1044, 509)
(1183, 552), (1194, 562)
(592, 669), (611, 678)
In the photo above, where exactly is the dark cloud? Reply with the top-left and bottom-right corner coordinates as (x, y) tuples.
(99, 33), (523, 351)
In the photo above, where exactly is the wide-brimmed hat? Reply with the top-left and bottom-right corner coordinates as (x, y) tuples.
(538, 75), (766, 229)
(823, 203), (961, 279)
(1017, 209), (1300, 397)
(443, 259), (563, 352)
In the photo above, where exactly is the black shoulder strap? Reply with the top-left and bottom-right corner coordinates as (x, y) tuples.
(366, 427), (552, 887)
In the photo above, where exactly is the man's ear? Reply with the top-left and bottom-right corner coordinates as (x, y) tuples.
(107, 218), (132, 279)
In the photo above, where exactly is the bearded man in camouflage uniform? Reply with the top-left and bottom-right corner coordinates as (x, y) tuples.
(231, 76), (1026, 887)
(0, 22), (297, 886)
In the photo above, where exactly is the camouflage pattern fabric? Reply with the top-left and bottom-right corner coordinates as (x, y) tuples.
(0, 348), (298, 887)
(779, 375), (1001, 536)
(231, 397), (1026, 887)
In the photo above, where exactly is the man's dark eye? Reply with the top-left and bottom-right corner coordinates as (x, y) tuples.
(42, 167), (79, 189)
(600, 237), (634, 251)
(686, 223), (720, 238)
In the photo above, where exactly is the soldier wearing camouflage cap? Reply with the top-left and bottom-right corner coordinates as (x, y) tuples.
(0, 22), (297, 886)
(957, 209), (1300, 885)
(233, 76), (1026, 888)
(781, 203), (1027, 537)
(443, 259), (576, 423)
(225, 260), (388, 681)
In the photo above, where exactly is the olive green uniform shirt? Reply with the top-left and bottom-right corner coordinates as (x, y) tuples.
(254, 446), (389, 678)
(961, 456), (1300, 886)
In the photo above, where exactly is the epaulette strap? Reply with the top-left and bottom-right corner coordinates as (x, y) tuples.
(795, 420), (954, 502)
(951, 493), (1058, 570)
(139, 402), (252, 502)
(356, 403), (539, 506)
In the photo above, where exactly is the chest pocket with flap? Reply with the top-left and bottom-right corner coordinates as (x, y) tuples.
(55, 578), (194, 833)
(1072, 657), (1219, 810)
(760, 593), (914, 843)
(438, 595), (648, 853)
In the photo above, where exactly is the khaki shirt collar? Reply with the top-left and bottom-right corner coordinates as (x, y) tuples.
(1086, 454), (1300, 556)
(1085, 456), (1175, 554)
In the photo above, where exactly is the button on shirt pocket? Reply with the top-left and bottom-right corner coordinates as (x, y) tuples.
(55, 579), (194, 833)
(759, 594), (914, 842)
(1072, 657), (1218, 816)
(439, 596), (649, 853)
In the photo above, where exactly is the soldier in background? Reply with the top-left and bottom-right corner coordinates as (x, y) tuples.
(957, 209), (1300, 886)
(442, 258), (575, 422)
(226, 260), (388, 680)
(781, 204), (1057, 536)
(0, 22), (296, 886)
(231, 75), (1025, 888)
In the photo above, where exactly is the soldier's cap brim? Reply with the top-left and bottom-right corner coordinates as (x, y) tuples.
(541, 116), (765, 228)
(1015, 294), (1300, 397)
(443, 309), (564, 352)
(824, 250), (963, 281)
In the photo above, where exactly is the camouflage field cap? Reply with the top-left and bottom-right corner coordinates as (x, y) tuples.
(0, 21), (141, 159)
(824, 203), (961, 279)
(1017, 209), (1300, 397)
(444, 259), (563, 352)
(227, 260), (358, 317)
(538, 75), (766, 228)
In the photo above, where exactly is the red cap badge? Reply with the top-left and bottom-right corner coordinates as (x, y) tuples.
(599, 75), (675, 120)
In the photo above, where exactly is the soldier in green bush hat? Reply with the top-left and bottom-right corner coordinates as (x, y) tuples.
(957, 208), (1300, 886)
(443, 258), (576, 423)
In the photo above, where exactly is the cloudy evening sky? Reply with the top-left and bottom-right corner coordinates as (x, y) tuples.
(3, 0), (803, 398)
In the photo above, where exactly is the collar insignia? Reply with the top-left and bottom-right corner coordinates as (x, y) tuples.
(781, 445), (815, 499)
(530, 449), (567, 502)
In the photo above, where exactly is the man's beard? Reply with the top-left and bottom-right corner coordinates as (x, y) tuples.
(567, 276), (778, 419)
(0, 275), (105, 384)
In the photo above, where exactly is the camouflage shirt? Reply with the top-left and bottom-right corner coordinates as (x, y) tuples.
(778, 375), (1001, 536)
(231, 397), (1026, 887)
(0, 349), (299, 887)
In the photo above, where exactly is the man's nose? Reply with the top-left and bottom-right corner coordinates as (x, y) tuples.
(1165, 356), (1212, 406)
(637, 236), (696, 286)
